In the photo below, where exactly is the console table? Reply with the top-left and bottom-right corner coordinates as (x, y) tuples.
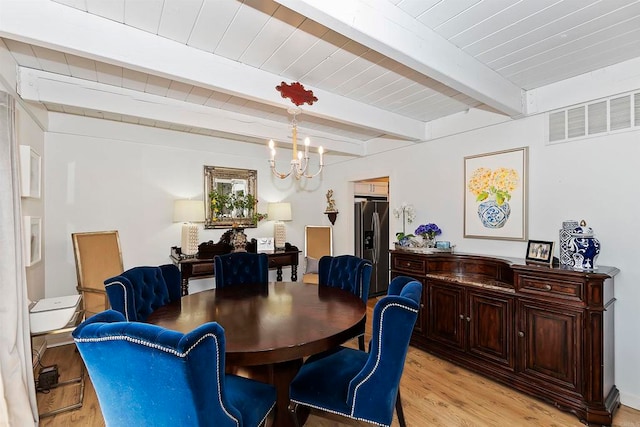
(391, 250), (619, 426)
(170, 248), (300, 295)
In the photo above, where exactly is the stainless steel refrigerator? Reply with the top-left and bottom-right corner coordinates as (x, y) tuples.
(355, 200), (390, 297)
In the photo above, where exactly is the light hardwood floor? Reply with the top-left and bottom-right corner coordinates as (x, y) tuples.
(37, 299), (640, 426)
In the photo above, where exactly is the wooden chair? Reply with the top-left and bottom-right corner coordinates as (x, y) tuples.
(72, 231), (123, 319)
(302, 225), (333, 284)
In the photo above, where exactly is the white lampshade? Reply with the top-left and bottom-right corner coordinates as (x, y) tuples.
(173, 199), (204, 256)
(267, 202), (292, 221)
(268, 202), (292, 249)
(173, 199), (205, 223)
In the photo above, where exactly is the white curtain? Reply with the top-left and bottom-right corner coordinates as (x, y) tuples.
(0, 92), (38, 425)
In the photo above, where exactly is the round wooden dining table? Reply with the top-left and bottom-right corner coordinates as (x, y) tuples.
(146, 281), (366, 427)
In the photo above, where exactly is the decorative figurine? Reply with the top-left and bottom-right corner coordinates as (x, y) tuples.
(325, 189), (337, 212)
(231, 228), (248, 252)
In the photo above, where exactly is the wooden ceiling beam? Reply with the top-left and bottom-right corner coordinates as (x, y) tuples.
(17, 67), (366, 156)
(275, 0), (526, 117)
(0, 0), (426, 142)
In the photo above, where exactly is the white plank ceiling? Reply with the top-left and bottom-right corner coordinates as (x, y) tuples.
(1, 0), (640, 156)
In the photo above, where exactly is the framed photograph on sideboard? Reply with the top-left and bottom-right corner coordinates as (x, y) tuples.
(525, 240), (554, 265)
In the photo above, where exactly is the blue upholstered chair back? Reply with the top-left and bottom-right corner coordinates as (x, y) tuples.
(346, 281), (421, 424)
(288, 280), (421, 427)
(214, 252), (268, 289)
(73, 310), (275, 427)
(104, 264), (181, 322)
(388, 275), (419, 296)
(318, 255), (372, 303)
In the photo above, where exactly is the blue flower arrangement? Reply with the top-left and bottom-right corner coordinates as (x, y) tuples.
(415, 223), (442, 240)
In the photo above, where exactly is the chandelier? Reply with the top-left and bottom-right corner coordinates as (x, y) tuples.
(268, 82), (324, 179)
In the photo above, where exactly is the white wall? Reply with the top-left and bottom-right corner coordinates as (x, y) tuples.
(1, 40), (47, 302)
(317, 113), (640, 410)
(44, 119), (330, 295)
(17, 103), (46, 302)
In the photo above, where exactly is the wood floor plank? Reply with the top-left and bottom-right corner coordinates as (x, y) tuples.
(36, 299), (640, 426)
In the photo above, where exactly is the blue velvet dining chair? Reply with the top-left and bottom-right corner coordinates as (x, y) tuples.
(388, 275), (419, 296)
(288, 279), (422, 427)
(318, 254), (372, 350)
(73, 310), (276, 427)
(214, 252), (268, 289)
(104, 264), (181, 322)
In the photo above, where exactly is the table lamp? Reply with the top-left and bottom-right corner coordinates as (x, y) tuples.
(268, 202), (292, 249)
(173, 199), (205, 255)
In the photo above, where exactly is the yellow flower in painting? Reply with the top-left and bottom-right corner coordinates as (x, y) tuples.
(467, 168), (493, 196)
(468, 167), (519, 206)
(491, 168), (519, 193)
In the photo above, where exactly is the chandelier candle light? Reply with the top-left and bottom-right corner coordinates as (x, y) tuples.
(268, 82), (324, 180)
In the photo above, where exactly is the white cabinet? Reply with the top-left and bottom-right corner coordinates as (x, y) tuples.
(354, 181), (388, 197)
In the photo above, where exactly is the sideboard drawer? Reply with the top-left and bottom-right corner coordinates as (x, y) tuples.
(517, 275), (583, 301)
(392, 255), (427, 275)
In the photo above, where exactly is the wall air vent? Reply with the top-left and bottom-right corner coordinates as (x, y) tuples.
(547, 90), (639, 144)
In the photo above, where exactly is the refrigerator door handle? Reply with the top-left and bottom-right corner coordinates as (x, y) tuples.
(372, 211), (380, 263)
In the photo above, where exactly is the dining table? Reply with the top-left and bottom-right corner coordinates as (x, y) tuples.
(146, 281), (367, 427)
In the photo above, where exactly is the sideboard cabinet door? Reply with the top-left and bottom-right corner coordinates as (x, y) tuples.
(426, 279), (465, 352)
(517, 299), (582, 394)
(468, 290), (515, 370)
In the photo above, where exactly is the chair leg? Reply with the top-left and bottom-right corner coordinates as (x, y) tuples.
(288, 402), (302, 427)
(358, 334), (365, 351)
(395, 388), (407, 427)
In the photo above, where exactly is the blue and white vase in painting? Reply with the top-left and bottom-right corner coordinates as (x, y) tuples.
(477, 199), (511, 229)
(568, 221), (600, 270)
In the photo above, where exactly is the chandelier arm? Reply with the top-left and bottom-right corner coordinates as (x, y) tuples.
(296, 156), (309, 176)
(301, 163), (324, 178)
(269, 159), (293, 179)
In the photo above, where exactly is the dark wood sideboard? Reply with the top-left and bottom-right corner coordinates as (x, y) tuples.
(390, 250), (619, 426)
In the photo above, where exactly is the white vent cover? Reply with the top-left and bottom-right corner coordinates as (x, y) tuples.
(548, 90), (638, 143)
(610, 95), (631, 130)
(588, 101), (607, 134)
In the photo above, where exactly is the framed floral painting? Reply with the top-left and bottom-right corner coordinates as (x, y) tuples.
(464, 147), (528, 241)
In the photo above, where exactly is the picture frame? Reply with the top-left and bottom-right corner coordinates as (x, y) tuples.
(525, 240), (554, 265)
(24, 216), (42, 266)
(19, 145), (41, 199)
(464, 147), (528, 241)
(256, 237), (275, 253)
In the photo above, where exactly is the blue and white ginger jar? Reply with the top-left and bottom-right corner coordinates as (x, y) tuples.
(568, 221), (600, 270)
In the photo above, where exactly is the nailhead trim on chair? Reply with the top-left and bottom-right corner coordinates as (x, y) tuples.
(290, 400), (386, 426)
(350, 302), (417, 418)
(104, 281), (131, 321)
(290, 301), (419, 427)
(75, 332), (241, 426)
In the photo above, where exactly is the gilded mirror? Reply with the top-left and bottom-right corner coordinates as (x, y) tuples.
(204, 166), (258, 229)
